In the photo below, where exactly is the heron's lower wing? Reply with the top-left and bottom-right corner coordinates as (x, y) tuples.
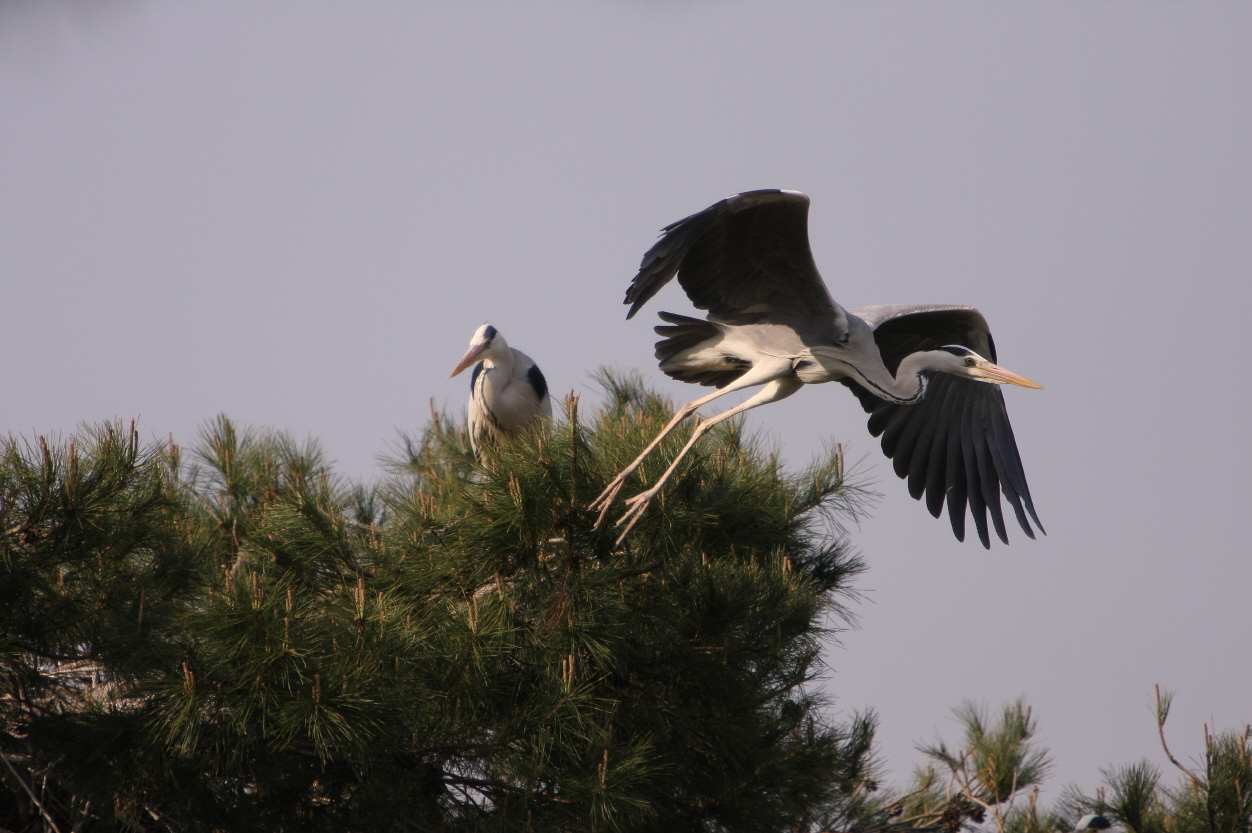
(842, 375), (1044, 548)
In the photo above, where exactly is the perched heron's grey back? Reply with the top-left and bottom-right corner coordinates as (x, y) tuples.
(843, 304), (1043, 548)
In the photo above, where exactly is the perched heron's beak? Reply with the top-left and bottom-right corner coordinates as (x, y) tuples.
(450, 344), (486, 377)
(978, 362), (1043, 389)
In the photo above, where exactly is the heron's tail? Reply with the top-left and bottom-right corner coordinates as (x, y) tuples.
(653, 312), (747, 388)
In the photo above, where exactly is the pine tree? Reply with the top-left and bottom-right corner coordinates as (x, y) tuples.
(1055, 689), (1252, 833)
(4, 377), (1245, 833)
(2, 372), (877, 832)
(852, 692), (1250, 833)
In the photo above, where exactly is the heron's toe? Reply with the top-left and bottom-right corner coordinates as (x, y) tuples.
(613, 502), (650, 546)
(590, 481), (624, 517)
(592, 488), (623, 529)
(613, 488), (661, 545)
(622, 488), (656, 509)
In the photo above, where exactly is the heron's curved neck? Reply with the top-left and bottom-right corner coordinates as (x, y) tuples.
(850, 352), (933, 405)
(482, 339), (514, 373)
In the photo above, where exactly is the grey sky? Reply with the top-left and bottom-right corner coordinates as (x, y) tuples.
(3, 0), (1249, 796)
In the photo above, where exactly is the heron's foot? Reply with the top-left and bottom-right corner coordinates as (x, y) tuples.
(612, 486), (662, 546)
(590, 469), (636, 529)
(591, 482), (624, 530)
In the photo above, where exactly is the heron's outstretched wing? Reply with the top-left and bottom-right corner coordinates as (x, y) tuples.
(843, 304), (1044, 548)
(624, 190), (849, 345)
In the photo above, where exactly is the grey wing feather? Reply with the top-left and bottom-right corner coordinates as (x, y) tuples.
(512, 351), (553, 420)
(525, 363), (548, 402)
(624, 190), (849, 345)
(843, 304), (1043, 547)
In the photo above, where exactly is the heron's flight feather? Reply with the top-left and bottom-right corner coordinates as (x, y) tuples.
(625, 190), (849, 345)
(841, 304), (1043, 547)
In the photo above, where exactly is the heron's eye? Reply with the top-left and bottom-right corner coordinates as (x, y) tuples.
(964, 357), (977, 367)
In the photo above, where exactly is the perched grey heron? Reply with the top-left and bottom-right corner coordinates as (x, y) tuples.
(591, 190), (1044, 547)
(450, 324), (552, 463)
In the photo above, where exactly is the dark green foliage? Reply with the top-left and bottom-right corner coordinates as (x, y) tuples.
(857, 699), (1054, 833)
(1, 374), (876, 832)
(3, 381), (1245, 833)
(1, 423), (193, 676)
(1057, 690), (1252, 833)
(1057, 762), (1168, 833)
(919, 700), (1052, 808)
(879, 692), (1250, 833)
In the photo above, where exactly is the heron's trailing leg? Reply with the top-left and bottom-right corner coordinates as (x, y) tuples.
(612, 376), (803, 544)
(591, 387), (732, 529)
(591, 360), (793, 529)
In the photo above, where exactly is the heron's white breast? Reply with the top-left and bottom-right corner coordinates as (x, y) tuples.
(476, 362), (548, 433)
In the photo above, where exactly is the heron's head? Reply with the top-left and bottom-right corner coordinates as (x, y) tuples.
(450, 324), (503, 377)
(930, 346), (1043, 388)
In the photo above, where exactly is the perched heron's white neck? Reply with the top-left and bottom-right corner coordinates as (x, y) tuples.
(480, 336), (514, 372)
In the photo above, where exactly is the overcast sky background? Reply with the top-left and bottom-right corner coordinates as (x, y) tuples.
(3, 0), (1249, 799)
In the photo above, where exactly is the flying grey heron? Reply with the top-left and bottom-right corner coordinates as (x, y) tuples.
(450, 324), (552, 463)
(591, 189), (1044, 547)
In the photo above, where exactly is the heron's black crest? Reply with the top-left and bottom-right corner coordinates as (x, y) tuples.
(482, 325), (498, 343)
(526, 364), (548, 401)
(938, 346), (976, 357)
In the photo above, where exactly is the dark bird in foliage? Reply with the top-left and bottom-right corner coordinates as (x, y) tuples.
(1075, 816), (1113, 832)
(592, 190), (1044, 547)
(450, 324), (552, 463)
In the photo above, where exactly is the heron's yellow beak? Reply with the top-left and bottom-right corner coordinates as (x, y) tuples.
(979, 362), (1043, 389)
(450, 345), (486, 378)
